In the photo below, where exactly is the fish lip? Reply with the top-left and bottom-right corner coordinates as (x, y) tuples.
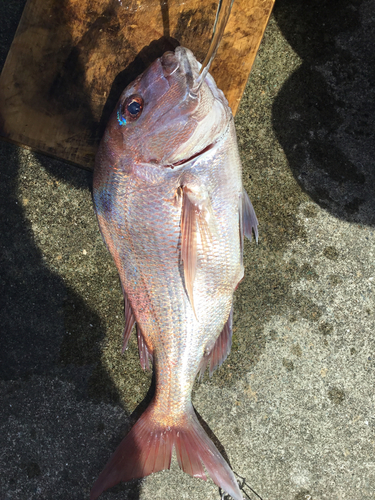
(162, 142), (215, 169)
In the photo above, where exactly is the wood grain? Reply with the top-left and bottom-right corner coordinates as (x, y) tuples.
(0, 0), (275, 169)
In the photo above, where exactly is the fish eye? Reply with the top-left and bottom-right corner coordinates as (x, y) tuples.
(127, 100), (141, 115)
(117, 94), (144, 126)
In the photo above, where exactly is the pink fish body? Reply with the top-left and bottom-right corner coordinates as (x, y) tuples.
(91, 47), (257, 500)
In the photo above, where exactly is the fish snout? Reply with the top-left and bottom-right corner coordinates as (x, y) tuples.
(161, 47), (199, 92)
(160, 51), (179, 77)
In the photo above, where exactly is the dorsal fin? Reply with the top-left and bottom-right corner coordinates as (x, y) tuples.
(242, 188), (258, 242)
(198, 306), (233, 380)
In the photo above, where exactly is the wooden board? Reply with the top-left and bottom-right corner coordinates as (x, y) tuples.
(0, 0), (275, 170)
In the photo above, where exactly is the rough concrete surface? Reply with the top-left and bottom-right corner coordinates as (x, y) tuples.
(1, 1), (374, 499)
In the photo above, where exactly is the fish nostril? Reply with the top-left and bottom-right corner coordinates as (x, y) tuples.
(161, 51), (179, 77)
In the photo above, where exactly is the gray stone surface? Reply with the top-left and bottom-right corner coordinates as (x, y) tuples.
(1, 1), (374, 500)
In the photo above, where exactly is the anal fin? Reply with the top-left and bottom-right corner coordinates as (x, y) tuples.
(137, 324), (153, 371)
(122, 290), (136, 353)
(121, 289), (152, 371)
(199, 306), (233, 379)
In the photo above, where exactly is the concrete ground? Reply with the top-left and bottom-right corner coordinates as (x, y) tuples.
(1, 1), (374, 499)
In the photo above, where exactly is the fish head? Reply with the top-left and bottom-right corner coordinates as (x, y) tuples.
(99, 46), (232, 170)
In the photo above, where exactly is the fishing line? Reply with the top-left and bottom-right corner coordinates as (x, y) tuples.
(192, 0), (235, 93)
(220, 471), (264, 500)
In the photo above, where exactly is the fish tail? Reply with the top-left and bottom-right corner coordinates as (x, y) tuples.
(90, 403), (243, 500)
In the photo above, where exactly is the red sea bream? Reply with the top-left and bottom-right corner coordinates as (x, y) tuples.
(91, 45), (258, 500)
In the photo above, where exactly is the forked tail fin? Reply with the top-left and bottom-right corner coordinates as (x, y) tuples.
(90, 403), (243, 500)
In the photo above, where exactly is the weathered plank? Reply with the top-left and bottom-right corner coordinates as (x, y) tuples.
(0, 0), (275, 169)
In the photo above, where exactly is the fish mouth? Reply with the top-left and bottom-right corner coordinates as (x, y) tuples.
(164, 142), (215, 169)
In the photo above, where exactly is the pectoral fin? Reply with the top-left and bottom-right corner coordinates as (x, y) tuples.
(180, 185), (215, 317)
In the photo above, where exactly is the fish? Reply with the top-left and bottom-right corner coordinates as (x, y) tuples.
(91, 2), (258, 499)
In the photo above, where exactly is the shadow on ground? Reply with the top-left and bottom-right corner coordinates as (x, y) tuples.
(272, 0), (375, 225)
(0, 2), (142, 498)
(0, 138), (145, 498)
